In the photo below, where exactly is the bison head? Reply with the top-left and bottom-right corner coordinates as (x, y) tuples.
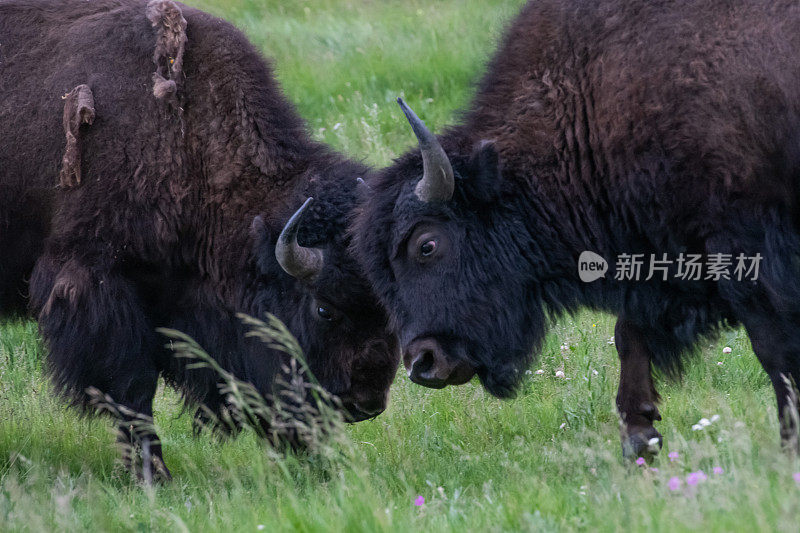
(252, 180), (400, 424)
(352, 99), (547, 398)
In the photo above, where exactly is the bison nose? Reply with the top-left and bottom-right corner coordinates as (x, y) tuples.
(404, 338), (475, 389)
(341, 395), (387, 423)
(354, 399), (385, 417)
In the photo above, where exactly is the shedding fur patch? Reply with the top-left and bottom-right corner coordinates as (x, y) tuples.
(41, 261), (91, 317)
(59, 84), (96, 188)
(146, 0), (187, 101)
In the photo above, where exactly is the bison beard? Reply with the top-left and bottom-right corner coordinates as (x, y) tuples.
(0, 0), (399, 480)
(354, 0), (800, 459)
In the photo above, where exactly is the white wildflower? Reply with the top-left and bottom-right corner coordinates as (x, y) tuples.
(722, 346), (732, 354)
(555, 370), (566, 378)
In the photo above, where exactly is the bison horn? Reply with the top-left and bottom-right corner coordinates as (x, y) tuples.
(275, 197), (324, 280)
(397, 97), (454, 202)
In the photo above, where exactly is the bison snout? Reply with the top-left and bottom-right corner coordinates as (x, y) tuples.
(342, 401), (386, 423)
(340, 393), (388, 422)
(404, 338), (476, 389)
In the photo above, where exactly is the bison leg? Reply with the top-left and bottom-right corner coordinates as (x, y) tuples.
(0, 192), (53, 316)
(714, 230), (800, 452)
(30, 256), (171, 481)
(614, 318), (662, 460)
(0, 221), (40, 315)
(737, 312), (800, 452)
(116, 418), (172, 483)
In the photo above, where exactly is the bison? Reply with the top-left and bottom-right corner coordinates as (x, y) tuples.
(0, 0), (399, 479)
(353, 0), (800, 458)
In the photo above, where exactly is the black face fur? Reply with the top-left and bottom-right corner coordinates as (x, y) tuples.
(252, 173), (400, 420)
(353, 143), (545, 397)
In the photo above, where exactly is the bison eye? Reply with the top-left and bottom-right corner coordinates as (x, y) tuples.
(407, 228), (446, 263)
(317, 306), (334, 321)
(420, 240), (437, 257)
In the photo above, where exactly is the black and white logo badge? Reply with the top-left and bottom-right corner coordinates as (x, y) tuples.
(578, 251), (608, 282)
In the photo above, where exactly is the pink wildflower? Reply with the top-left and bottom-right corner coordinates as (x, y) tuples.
(636, 457), (646, 466)
(668, 451), (679, 462)
(686, 471), (707, 486)
(713, 467), (724, 475)
(668, 477), (681, 491)
(793, 473), (800, 484)
(414, 495), (425, 507)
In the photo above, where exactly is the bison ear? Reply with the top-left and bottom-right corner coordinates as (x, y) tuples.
(464, 140), (502, 203)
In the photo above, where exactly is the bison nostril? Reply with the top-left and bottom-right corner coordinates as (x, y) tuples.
(405, 338), (455, 388)
(413, 350), (436, 376)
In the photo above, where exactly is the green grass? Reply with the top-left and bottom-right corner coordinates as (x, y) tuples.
(2, 0), (799, 530)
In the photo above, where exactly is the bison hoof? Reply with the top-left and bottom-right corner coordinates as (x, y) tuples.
(152, 457), (173, 483)
(621, 425), (663, 461)
(130, 455), (173, 484)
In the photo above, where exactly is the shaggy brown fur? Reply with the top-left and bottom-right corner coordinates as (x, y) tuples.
(354, 0), (800, 458)
(0, 0), (398, 479)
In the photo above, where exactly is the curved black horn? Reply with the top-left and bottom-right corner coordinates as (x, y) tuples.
(397, 97), (454, 202)
(275, 197), (324, 280)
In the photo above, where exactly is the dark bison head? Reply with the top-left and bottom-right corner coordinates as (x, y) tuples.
(352, 100), (545, 398)
(252, 179), (400, 423)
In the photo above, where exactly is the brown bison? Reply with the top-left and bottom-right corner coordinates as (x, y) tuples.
(0, 0), (399, 479)
(354, 0), (800, 458)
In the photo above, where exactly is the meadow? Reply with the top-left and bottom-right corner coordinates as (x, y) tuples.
(1, 0), (799, 530)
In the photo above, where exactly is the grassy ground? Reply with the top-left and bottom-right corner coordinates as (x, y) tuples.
(2, 0), (799, 530)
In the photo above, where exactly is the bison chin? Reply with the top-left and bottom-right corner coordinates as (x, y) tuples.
(476, 364), (525, 399)
(475, 340), (541, 399)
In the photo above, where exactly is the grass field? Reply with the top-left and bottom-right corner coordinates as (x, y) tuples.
(2, 0), (800, 531)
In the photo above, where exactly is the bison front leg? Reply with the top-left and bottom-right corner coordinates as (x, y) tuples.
(30, 255), (171, 482)
(614, 318), (663, 460)
(116, 418), (172, 483)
